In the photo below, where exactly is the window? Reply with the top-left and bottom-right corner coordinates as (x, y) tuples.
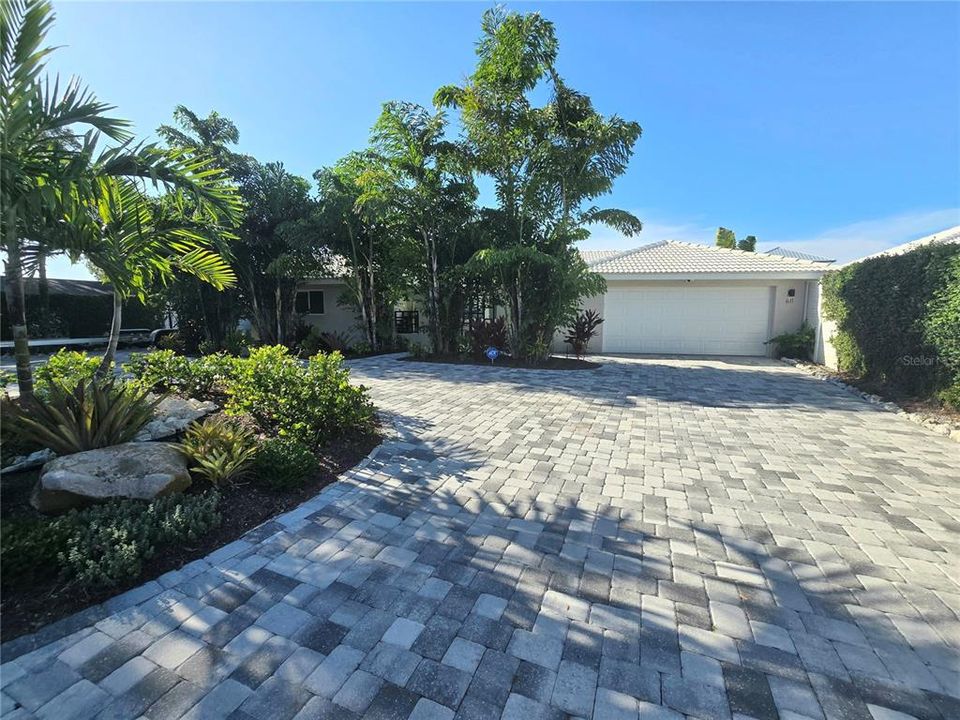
(463, 295), (493, 328)
(295, 290), (325, 314)
(395, 310), (419, 334)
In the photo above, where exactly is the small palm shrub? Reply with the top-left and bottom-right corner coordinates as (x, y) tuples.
(34, 350), (102, 397)
(7, 380), (161, 455)
(177, 416), (259, 486)
(469, 318), (508, 359)
(1, 493), (221, 592)
(225, 345), (374, 447)
(254, 437), (319, 489)
(767, 322), (815, 360)
(564, 310), (604, 359)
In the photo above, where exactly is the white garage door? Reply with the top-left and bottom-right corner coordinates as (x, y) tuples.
(602, 285), (772, 356)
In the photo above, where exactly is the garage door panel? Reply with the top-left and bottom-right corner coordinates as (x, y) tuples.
(602, 285), (771, 356)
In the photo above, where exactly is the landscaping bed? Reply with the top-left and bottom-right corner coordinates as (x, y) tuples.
(400, 353), (601, 370)
(0, 346), (379, 641)
(0, 427), (377, 641)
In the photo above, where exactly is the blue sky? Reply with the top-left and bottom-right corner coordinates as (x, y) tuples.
(44, 1), (959, 278)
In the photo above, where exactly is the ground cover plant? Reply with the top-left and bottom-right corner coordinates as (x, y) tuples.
(1, 343), (378, 640)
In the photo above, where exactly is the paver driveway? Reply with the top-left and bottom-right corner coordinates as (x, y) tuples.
(2, 355), (959, 720)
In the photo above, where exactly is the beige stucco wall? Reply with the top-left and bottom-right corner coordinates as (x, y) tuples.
(552, 277), (815, 357)
(809, 280), (841, 369)
(297, 279), (362, 342)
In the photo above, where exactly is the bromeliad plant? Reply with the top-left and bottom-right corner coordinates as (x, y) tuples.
(564, 310), (603, 360)
(177, 416), (259, 486)
(7, 379), (161, 455)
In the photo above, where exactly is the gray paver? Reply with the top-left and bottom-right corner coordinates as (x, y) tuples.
(4, 355), (959, 720)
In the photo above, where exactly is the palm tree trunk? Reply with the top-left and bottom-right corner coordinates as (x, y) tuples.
(37, 245), (49, 311)
(97, 290), (122, 378)
(4, 208), (34, 399)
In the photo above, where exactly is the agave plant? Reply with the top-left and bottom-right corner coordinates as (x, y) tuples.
(6, 379), (162, 455)
(176, 416), (259, 486)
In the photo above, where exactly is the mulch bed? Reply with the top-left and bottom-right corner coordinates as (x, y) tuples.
(0, 429), (380, 643)
(399, 353), (601, 370)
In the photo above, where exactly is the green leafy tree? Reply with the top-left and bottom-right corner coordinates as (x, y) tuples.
(738, 235), (757, 252)
(1, 0), (239, 397)
(369, 101), (479, 353)
(435, 8), (641, 361)
(313, 154), (412, 352)
(235, 161), (322, 345)
(715, 227), (736, 249)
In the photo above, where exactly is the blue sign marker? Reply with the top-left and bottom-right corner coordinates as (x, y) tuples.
(485, 346), (500, 364)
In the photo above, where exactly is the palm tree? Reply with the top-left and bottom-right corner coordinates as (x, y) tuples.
(73, 179), (238, 376)
(1, 0), (241, 398)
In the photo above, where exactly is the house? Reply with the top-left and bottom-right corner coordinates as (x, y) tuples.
(296, 240), (833, 357)
(569, 241), (830, 356)
(764, 246), (835, 263)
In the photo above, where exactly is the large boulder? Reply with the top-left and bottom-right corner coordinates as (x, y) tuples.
(32, 442), (191, 514)
(135, 396), (219, 441)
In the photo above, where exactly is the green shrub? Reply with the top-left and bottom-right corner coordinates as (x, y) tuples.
(224, 345), (374, 447)
(0, 368), (14, 391)
(0, 517), (71, 587)
(178, 416), (259, 486)
(939, 383), (960, 411)
(254, 437), (319, 489)
(469, 318), (508, 359)
(222, 329), (250, 357)
(6, 380), (161, 455)
(0, 492), (221, 592)
(35, 350), (102, 397)
(155, 331), (186, 353)
(124, 350), (235, 398)
(564, 310), (604, 359)
(822, 244), (959, 396)
(767, 322), (815, 360)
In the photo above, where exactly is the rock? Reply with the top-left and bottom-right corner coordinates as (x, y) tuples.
(32, 442), (191, 514)
(1, 448), (56, 476)
(134, 396), (219, 441)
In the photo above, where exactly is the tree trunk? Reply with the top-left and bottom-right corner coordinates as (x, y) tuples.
(422, 229), (441, 354)
(97, 290), (122, 378)
(37, 245), (49, 311)
(4, 209), (34, 399)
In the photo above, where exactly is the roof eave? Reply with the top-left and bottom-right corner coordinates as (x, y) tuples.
(600, 271), (827, 281)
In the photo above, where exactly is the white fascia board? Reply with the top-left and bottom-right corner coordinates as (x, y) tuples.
(599, 271), (826, 281)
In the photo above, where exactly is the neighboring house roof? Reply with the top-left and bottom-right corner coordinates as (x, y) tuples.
(852, 225), (960, 264)
(764, 246), (835, 263)
(585, 240), (830, 276)
(578, 249), (621, 264)
(0, 277), (113, 297)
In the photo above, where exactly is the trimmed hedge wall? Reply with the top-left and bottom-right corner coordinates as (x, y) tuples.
(821, 243), (960, 405)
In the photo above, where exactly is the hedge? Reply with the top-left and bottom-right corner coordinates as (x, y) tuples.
(821, 243), (959, 405)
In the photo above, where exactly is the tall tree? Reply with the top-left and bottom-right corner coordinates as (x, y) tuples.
(235, 161), (320, 345)
(738, 235), (757, 252)
(157, 106), (253, 347)
(1, 0), (239, 397)
(435, 8), (641, 360)
(313, 154), (412, 352)
(369, 101), (478, 353)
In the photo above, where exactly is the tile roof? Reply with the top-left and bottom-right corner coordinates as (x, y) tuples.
(578, 249), (621, 264)
(853, 225), (960, 264)
(585, 240), (830, 275)
(764, 246), (835, 263)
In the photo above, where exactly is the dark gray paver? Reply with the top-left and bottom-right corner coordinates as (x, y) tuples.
(3, 355), (958, 719)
